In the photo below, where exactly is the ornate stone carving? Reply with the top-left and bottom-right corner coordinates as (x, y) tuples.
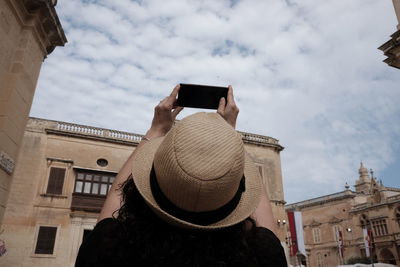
(0, 151), (15, 174)
(379, 30), (400, 69)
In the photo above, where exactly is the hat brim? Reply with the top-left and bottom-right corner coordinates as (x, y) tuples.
(132, 137), (262, 230)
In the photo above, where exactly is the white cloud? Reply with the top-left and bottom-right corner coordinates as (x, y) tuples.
(31, 0), (400, 203)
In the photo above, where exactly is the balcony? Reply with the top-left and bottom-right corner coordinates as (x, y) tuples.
(71, 193), (106, 213)
(373, 234), (394, 243)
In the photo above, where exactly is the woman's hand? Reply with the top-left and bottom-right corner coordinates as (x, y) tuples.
(145, 85), (184, 139)
(217, 85), (239, 128)
(98, 85), (183, 222)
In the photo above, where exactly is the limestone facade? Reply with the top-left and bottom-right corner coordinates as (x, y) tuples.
(286, 163), (400, 267)
(0, 117), (286, 267)
(0, 0), (66, 225)
(379, 0), (400, 69)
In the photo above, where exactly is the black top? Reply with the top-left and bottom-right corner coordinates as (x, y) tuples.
(75, 218), (287, 267)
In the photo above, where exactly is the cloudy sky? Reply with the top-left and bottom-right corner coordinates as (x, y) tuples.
(30, 0), (400, 203)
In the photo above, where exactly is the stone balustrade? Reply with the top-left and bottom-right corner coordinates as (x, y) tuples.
(387, 194), (400, 203)
(55, 122), (143, 143)
(238, 131), (281, 148)
(50, 121), (282, 148)
(57, 123), (104, 136)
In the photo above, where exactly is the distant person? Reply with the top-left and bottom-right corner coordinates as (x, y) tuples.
(75, 85), (287, 267)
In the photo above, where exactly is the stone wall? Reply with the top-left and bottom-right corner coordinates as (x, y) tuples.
(0, 0), (66, 225)
(1, 118), (133, 266)
(300, 196), (355, 267)
(286, 182), (400, 266)
(0, 117), (287, 267)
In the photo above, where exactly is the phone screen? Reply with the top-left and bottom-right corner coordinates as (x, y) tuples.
(177, 84), (228, 109)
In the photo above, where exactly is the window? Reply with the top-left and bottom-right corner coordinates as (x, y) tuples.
(371, 219), (388, 236)
(74, 170), (115, 196)
(395, 207), (400, 227)
(35, 226), (57, 254)
(96, 158), (108, 167)
(333, 225), (342, 242)
(312, 227), (321, 243)
(46, 167), (66, 195)
(256, 164), (263, 178)
(316, 252), (324, 267)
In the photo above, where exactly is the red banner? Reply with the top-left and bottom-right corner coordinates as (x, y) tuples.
(287, 211), (298, 256)
(337, 229), (344, 259)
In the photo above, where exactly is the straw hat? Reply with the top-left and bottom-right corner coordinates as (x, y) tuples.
(132, 112), (262, 230)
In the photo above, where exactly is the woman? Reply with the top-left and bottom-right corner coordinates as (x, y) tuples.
(75, 85), (287, 267)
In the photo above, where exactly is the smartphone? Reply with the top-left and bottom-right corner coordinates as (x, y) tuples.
(177, 84), (228, 109)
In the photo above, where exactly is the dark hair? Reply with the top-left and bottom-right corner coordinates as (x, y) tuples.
(115, 177), (261, 267)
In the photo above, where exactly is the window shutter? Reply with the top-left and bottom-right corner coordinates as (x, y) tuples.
(257, 165), (263, 177)
(313, 228), (321, 243)
(46, 167), (66, 195)
(35, 226), (57, 254)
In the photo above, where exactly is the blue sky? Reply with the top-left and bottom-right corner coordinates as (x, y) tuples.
(30, 0), (400, 203)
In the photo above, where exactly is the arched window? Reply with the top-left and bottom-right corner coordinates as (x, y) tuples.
(380, 248), (396, 265)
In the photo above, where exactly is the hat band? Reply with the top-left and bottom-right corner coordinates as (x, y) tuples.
(150, 165), (246, 226)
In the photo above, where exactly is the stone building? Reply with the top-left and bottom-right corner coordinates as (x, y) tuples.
(0, 0), (66, 226)
(286, 163), (400, 267)
(379, 0), (400, 69)
(0, 117), (287, 267)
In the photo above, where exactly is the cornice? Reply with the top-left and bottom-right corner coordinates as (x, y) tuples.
(238, 131), (284, 151)
(378, 29), (400, 69)
(305, 219), (321, 227)
(328, 216), (343, 224)
(7, 0), (67, 56)
(285, 190), (356, 210)
(350, 196), (400, 213)
(45, 128), (141, 147)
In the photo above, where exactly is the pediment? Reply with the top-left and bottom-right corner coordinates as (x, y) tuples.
(309, 220), (321, 227)
(329, 216), (343, 224)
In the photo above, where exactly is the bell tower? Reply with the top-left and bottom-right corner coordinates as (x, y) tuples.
(354, 162), (372, 194)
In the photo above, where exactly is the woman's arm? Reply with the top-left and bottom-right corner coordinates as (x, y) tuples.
(98, 85), (183, 222)
(217, 86), (276, 232)
(251, 187), (277, 232)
